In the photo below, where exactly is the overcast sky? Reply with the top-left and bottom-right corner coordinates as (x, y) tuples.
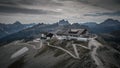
(0, 0), (120, 24)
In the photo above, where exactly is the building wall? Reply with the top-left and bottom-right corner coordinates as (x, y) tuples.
(55, 35), (88, 42)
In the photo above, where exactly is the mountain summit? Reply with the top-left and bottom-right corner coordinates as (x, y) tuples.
(58, 19), (70, 26)
(100, 18), (120, 25)
(13, 21), (22, 25)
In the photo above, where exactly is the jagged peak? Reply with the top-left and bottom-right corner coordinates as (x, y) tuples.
(58, 19), (70, 25)
(101, 19), (120, 24)
(13, 21), (22, 25)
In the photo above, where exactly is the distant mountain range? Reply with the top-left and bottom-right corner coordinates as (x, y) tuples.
(0, 21), (35, 38)
(82, 19), (120, 33)
(0, 19), (72, 45)
(0, 19), (120, 45)
(0, 23), (55, 45)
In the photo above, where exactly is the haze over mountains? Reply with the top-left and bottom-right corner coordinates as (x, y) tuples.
(83, 19), (120, 33)
(0, 21), (35, 38)
(0, 18), (120, 46)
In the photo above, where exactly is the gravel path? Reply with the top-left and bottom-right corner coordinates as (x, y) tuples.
(88, 37), (104, 68)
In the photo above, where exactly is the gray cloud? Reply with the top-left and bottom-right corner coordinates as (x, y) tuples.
(0, 0), (120, 15)
(60, 0), (120, 10)
(0, 0), (63, 15)
(0, 5), (61, 15)
(84, 11), (120, 16)
(0, 0), (120, 24)
(0, 0), (63, 6)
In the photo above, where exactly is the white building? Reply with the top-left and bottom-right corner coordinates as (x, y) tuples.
(55, 29), (89, 42)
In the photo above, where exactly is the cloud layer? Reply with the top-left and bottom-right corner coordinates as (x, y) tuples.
(62, 0), (120, 10)
(0, 0), (120, 24)
(0, 5), (61, 15)
(84, 11), (120, 16)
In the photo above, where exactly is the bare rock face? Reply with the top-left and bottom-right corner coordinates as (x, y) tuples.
(97, 46), (120, 68)
(0, 37), (120, 68)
